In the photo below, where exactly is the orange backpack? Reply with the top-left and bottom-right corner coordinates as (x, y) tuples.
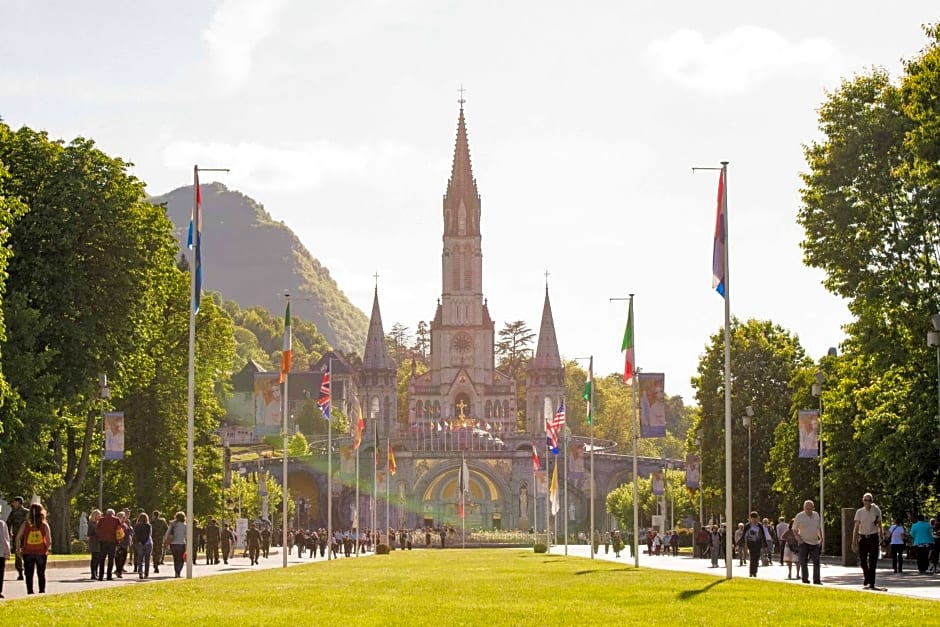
(22, 523), (48, 555)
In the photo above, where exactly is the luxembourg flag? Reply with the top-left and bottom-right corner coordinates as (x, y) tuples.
(712, 169), (727, 298)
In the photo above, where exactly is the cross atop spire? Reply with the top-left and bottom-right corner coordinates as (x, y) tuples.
(457, 84), (467, 108)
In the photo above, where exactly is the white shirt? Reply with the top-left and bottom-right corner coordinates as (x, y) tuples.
(794, 510), (822, 545)
(854, 504), (882, 536)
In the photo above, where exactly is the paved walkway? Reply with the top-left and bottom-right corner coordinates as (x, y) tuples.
(3, 544), (938, 602)
(0, 548), (352, 601)
(555, 544), (940, 601)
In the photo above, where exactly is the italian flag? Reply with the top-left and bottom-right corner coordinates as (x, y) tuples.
(583, 356), (593, 425)
(279, 302), (291, 383)
(622, 297), (635, 384)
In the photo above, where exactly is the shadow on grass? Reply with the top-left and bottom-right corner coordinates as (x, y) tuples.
(676, 579), (725, 600)
(575, 568), (631, 575)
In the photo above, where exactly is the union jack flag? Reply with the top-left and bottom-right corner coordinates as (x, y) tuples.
(318, 367), (331, 420)
(546, 400), (565, 455)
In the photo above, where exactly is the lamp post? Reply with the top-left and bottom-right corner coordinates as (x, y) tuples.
(695, 429), (703, 527)
(97, 374), (110, 511)
(927, 314), (940, 424)
(742, 406), (754, 515)
(811, 371), (825, 546)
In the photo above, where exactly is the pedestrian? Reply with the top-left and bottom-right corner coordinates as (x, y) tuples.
(5, 496), (27, 581)
(761, 518), (776, 566)
(261, 523), (271, 559)
(114, 511), (132, 578)
(793, 499), (823, 585)
(696, 527), (709, 559)
(133, 512), (153, 579)
(220, 523), (235, 565)
(165, 511), (188, 578)
(246, 521), (261, 565)
(776, 516), (789, 566)
(95, 508), (121, 580)
(733, 522), (746, 565)
(150, 511), (168, 573)
(205, 516), (221, 564)
(780, 518), (799, 580)
(852, 492), (884, 590)
(669, 530), (680, 556)
(738, 512), (769, 577)
(604, 531), (611, 554)
(910, 513), (933, 574)
(708, 523), (722, 567)
(86, 509), (102, 581)
(929, 518), (940, 574)
(14, 503), (51, 595)
(887, 517), (908, 573)
(0, 517), (10, 598)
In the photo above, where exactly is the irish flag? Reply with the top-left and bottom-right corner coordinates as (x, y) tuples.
(622, 297), (635, 384)
(279, 302), (291, 384)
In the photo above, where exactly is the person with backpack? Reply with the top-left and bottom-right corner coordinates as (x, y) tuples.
(737, 511), (769, 577)
(14, 503), (51, 595)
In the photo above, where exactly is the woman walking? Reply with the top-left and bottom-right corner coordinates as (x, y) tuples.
(165, 511), (187, 578)
(14, 503), (52, 595)
(134, 512), (154, 579)
(86, 509), (103, 581)
(0, 518), (10, 598)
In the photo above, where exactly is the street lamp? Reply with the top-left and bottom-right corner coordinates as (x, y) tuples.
(812, 371), (825, 546)
(927, 314), (940, 422)
(695, 429), (703, 527)
(742, 406), (754, 515)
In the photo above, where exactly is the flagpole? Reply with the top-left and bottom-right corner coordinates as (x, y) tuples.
(720, 161), (733, 579)
(385, 438), (391, 546)
(545, 438), (551, 550)
(589, 355), (595, 561)
(327, 358), (333, 561)
(461, 451), (466, 549)
(185, 164), (227, 580)
(281, 319), (289, 569)
(355, 400), (360, 557)
(532, 446), (538, 547)
(372, 421), (377, 549)
(563, 423), (569, 557)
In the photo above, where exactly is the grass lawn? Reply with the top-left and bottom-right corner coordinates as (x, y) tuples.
(0, 549), (934, 626)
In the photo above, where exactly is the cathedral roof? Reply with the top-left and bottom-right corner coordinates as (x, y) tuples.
(530, 286), (562, 372)
(443, 105), (481, 237)
(362, 287), (393, 372)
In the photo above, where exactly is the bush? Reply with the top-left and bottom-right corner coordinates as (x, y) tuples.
(70, 539), (88, 553)
(376, 544), (391, 555)
(533, 543), (548, 554)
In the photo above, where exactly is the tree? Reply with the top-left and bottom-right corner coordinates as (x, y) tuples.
(0, 125), (192, 550)
(495, 321), (535, 374)
(414, 320), (430, 360)
(387, 323), (410, 367)
(691, 318), (809, 525)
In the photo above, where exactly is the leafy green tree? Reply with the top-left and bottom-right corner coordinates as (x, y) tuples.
(691, 318), (809, 525)
(288, 432), (309, 457)
(496, 320), (535, 374)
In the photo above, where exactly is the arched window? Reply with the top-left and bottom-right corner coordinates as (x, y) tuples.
(370, 397), (380, 420)
(544, 397), (553, 424)
(485, 401), (492, 419)
(458, 203), (467, 235)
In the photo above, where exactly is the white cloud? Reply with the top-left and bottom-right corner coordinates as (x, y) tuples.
(646, 26), (843, 93)
(203, 0), (289, 87)
(161, 139), (416, 192)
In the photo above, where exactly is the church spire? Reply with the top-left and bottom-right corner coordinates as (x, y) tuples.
(530, 285), (562, 371)
(443, 103), (481, 237)
(362, 286), (392, 371)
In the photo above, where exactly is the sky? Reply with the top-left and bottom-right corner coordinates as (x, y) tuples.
(1, 1), (934, 402)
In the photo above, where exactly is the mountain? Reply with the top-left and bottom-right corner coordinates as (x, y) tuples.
(150, 182), (367, 354)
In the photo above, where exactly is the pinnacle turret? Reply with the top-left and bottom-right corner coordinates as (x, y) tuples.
(362, 287), (392, 371)
(530, 286), (562, 371)
(443, 105), (481, 237)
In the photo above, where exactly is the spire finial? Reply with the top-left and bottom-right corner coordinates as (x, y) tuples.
(373, 272), (380, 290)
(457, 84), (467, 109)
(544, 269), (550, 289)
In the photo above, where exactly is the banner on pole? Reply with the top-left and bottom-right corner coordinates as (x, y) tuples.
(638, 373), (667, 438)
(535, 470), (548, 497)
(798, 410), (819, 458)
(651, 469), (665, 496)
(104, 411), (125, 460)
(685, 454), (700, 489)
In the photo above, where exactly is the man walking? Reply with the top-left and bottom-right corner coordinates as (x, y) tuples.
(852, 492), (884, 590)
(738, 512), (769, 577)
(793, 499), (823, 585)
(95, 508), (121, 580)
(776, 516), (789, 566)
(5, 497), (27, 581)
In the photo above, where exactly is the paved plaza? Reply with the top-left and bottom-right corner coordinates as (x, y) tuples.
(2, 544), (939, 602)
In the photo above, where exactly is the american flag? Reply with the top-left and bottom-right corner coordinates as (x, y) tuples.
(317, 367), (331, 420)
(546, 400), (565, 455)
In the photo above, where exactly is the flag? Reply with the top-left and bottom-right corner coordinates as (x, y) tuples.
(388, 445), (397, 475)
(532, 446), (540, 472)
(352, 396), (365, 450)
(317, 365), (331, 420)
(583, 356), (593, 425)
(187, 168), (203, 312)
(104, 411), (125, 460)
(622, 297), (635, 384)
(712, 168), (727, 298)
(549, 461), (559, 516)
(546, 399), (565, 455)
(279, 302), (291, 384)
